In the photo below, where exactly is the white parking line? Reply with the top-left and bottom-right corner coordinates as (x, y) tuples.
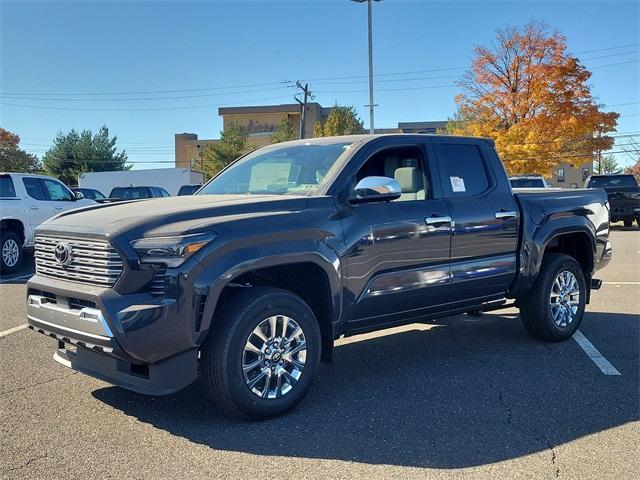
(0, 324), (28, 338)
(573, 329), (621, 376)
(0, 273), (32, 284)
(602, 281), (640, 285)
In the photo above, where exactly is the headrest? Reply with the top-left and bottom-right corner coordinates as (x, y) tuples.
(395, 167), (422, 193)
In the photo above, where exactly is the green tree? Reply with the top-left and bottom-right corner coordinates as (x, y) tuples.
(595, 155), (619, 175)
(204, 124), (253, 177)
(270, 116), (296, 144)
(624, 158), (640, 183)
(42, 126), (129, 186)
(0, 128), (41, 173)
(313, 106), (364, 137)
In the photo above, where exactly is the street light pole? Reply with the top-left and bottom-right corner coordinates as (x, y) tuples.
(352, 0), (379, 134)
(366, 0), (375, 134)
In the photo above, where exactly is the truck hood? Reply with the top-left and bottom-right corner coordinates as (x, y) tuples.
(39, 194), (309, 239)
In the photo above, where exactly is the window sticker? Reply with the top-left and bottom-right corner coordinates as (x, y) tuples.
(450, 176), (466, 192)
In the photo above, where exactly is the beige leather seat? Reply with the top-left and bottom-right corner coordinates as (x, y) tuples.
(394, 166), (425, 201)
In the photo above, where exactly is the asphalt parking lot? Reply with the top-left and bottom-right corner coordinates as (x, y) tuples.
(1, 227), (638, 479)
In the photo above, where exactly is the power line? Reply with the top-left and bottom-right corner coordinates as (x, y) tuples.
(571, 42), (640, 55)
(0, 86), (292, 102)
(3, 42), (635, 98)
(0, 80), (290, 97)
(29, 149), (637, 165)
(0, 94), (294, 112)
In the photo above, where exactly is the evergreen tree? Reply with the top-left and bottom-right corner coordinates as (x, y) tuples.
(204, 124), (253, 177)
(42, 126), (129, 186)
(270, 116), (296, 143)
(313, 106), (365, 137)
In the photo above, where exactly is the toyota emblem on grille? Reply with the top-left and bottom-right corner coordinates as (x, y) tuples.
(54, 242), (73, 266)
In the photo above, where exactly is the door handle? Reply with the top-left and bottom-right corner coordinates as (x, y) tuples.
(495, 210), (517, 219)
(425, 215), (452, 226)
(54, 206), (64, 210)
(30, 206), (39, 210)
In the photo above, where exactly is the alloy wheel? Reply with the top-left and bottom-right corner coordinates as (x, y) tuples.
(242, 315), (307, 399)
(2, 238), (20, 268)
(549, 270), (580, 327)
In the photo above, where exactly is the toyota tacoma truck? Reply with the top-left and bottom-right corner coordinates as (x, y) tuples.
(585, 173), (640, 227)
(26, 135), (612, 418)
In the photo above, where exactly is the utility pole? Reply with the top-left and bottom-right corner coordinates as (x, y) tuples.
(352, 0), (381, 134)
(294, 81), (313, 139)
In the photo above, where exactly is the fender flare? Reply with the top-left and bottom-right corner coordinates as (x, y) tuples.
(512, 215), (596, 297)
(193, 240), (342, 340)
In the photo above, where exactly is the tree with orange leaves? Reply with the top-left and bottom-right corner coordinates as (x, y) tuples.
(449, 22), (619, 176)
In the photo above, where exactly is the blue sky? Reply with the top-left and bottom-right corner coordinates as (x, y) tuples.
(1, 0), (638, 170)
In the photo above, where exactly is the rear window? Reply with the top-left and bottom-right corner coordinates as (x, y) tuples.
(0, 175), (16, 197)
(178, 185), (200, 195)
(22, 177), (48, 200)
(587, 175), (637, 188)
(438, 144), (490, 197)
(110, 187), (151, 199)
(510, 178), (546, 188)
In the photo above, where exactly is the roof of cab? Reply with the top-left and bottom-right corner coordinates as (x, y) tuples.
(263, 133), (495, 147)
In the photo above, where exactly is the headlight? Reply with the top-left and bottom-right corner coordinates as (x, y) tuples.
(130, 232), (217, 267)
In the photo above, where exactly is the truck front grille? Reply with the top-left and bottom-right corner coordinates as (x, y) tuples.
(35, 235), (123, 287)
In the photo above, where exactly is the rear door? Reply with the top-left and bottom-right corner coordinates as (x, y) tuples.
(433, 139), (519, 302)
(21, 177), (53, 232)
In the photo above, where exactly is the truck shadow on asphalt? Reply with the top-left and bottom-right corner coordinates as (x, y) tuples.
(93, 312), (638, 469)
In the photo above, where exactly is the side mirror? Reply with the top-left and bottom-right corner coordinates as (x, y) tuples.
(350, 176), (401, 204)
(74, 191), (84, 200)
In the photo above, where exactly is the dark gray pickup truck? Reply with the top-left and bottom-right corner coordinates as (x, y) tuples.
(26, 134), (612, 418)
(585, 174), (640, 227)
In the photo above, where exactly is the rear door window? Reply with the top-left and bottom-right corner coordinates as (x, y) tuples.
(22, 178), (48, 200)
(437, 144), (490, 197)
(0, 175), (16, 197)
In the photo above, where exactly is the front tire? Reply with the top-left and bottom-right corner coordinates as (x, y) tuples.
(519, 253), (586, 342)
(201, 287), (322, 419)
(0, 230), (23, 274)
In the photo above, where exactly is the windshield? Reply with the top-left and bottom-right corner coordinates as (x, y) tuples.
(198, 142), (353, 196)
(587, 175), (637, 188)
(510, 178), (546, 188)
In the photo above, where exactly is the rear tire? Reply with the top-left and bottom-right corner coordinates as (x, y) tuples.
(200, 287), (322, 419)
(0, 230), (22, 274)
(519, 253), (586, 342)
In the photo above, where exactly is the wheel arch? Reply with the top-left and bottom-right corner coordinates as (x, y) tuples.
(196, 250), (342, 363)
(1, 218), (26, 246)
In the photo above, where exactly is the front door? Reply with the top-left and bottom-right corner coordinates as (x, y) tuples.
(341, 142), (452, 328)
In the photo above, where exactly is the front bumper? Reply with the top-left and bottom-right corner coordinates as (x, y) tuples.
(52, 345), (197, 396)
(26, 273), (202, 395)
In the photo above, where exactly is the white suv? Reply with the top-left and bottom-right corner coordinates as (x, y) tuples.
(1, 173), (96, 273)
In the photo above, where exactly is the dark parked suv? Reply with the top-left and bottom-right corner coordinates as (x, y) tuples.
(585, 174), (640, 227)
(26, 135), (611, 418)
